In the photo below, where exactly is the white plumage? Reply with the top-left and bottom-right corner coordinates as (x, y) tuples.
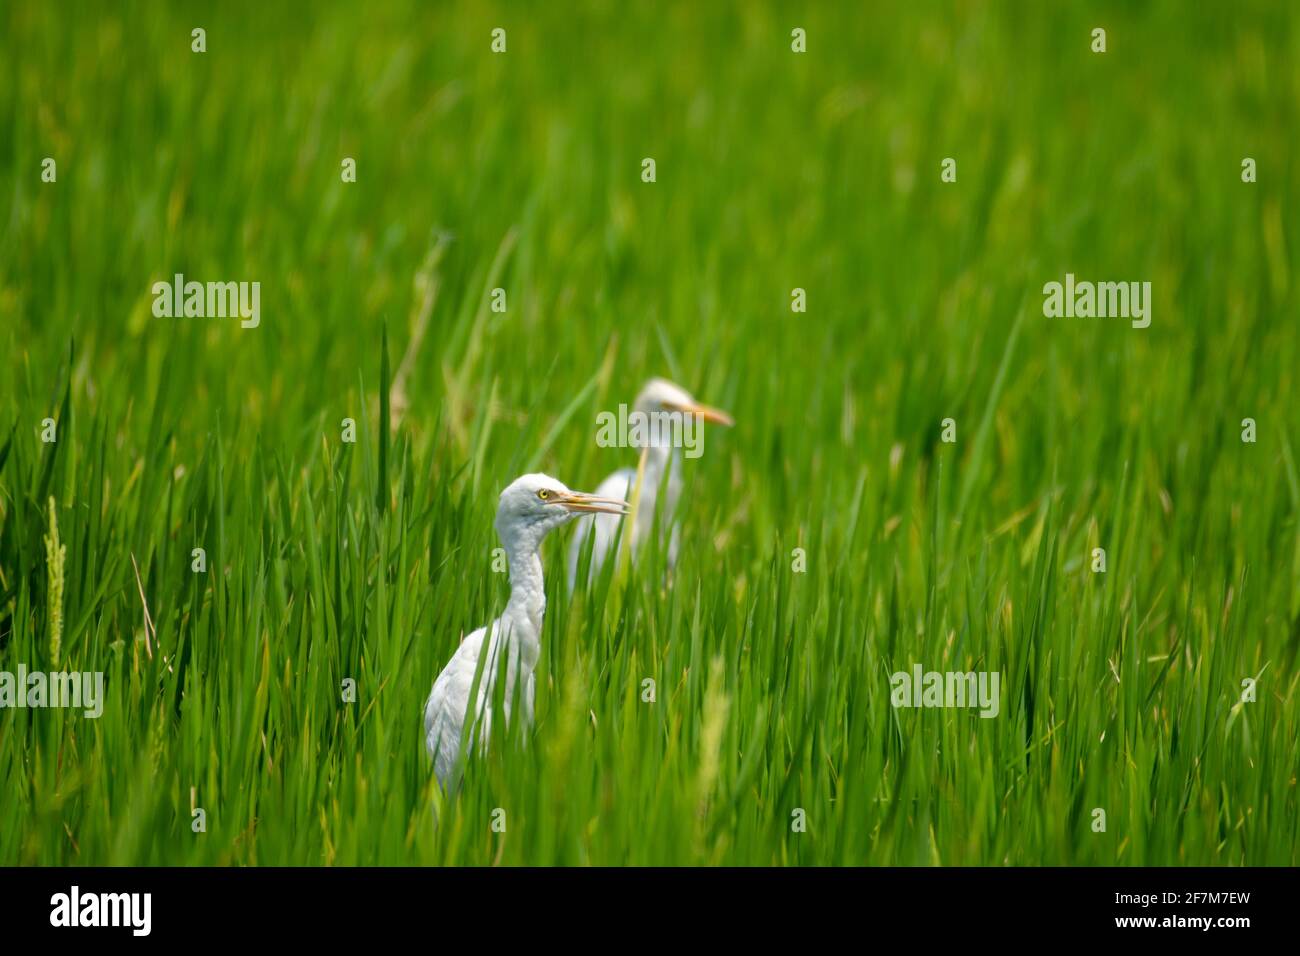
(567, 378), (731, 589)
(425, 473), (628, 786)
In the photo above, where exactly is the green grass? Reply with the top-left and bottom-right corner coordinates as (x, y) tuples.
(1, 0), (1298, 866)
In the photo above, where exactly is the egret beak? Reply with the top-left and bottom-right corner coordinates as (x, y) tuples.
(674, 402), (734, 427)
(557, 491), (631, 515)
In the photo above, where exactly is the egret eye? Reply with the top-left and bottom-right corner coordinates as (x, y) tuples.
(537, 489), (551, 500)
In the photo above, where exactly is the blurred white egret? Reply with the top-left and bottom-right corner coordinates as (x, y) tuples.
(424, 473), (628, 786)
(567, 378), (732, 588)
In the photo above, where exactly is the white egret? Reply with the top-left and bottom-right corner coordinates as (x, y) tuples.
(567, 378), (732, 588)
(424, 473), (628, 786)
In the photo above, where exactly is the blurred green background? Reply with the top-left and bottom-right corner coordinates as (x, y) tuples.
(1, 0), (1297, 865)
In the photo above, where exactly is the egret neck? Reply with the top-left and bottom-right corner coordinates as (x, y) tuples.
(497, 517), (549, 669)
(635, 437), (681, 538)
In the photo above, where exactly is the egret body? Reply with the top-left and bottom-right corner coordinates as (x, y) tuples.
(567, 378), (731, 588)
(425, 473), (628, 785)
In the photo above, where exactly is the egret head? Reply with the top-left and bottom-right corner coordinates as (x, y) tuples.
(495, 473), (629, 549)
(634, 378), (734, 427)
